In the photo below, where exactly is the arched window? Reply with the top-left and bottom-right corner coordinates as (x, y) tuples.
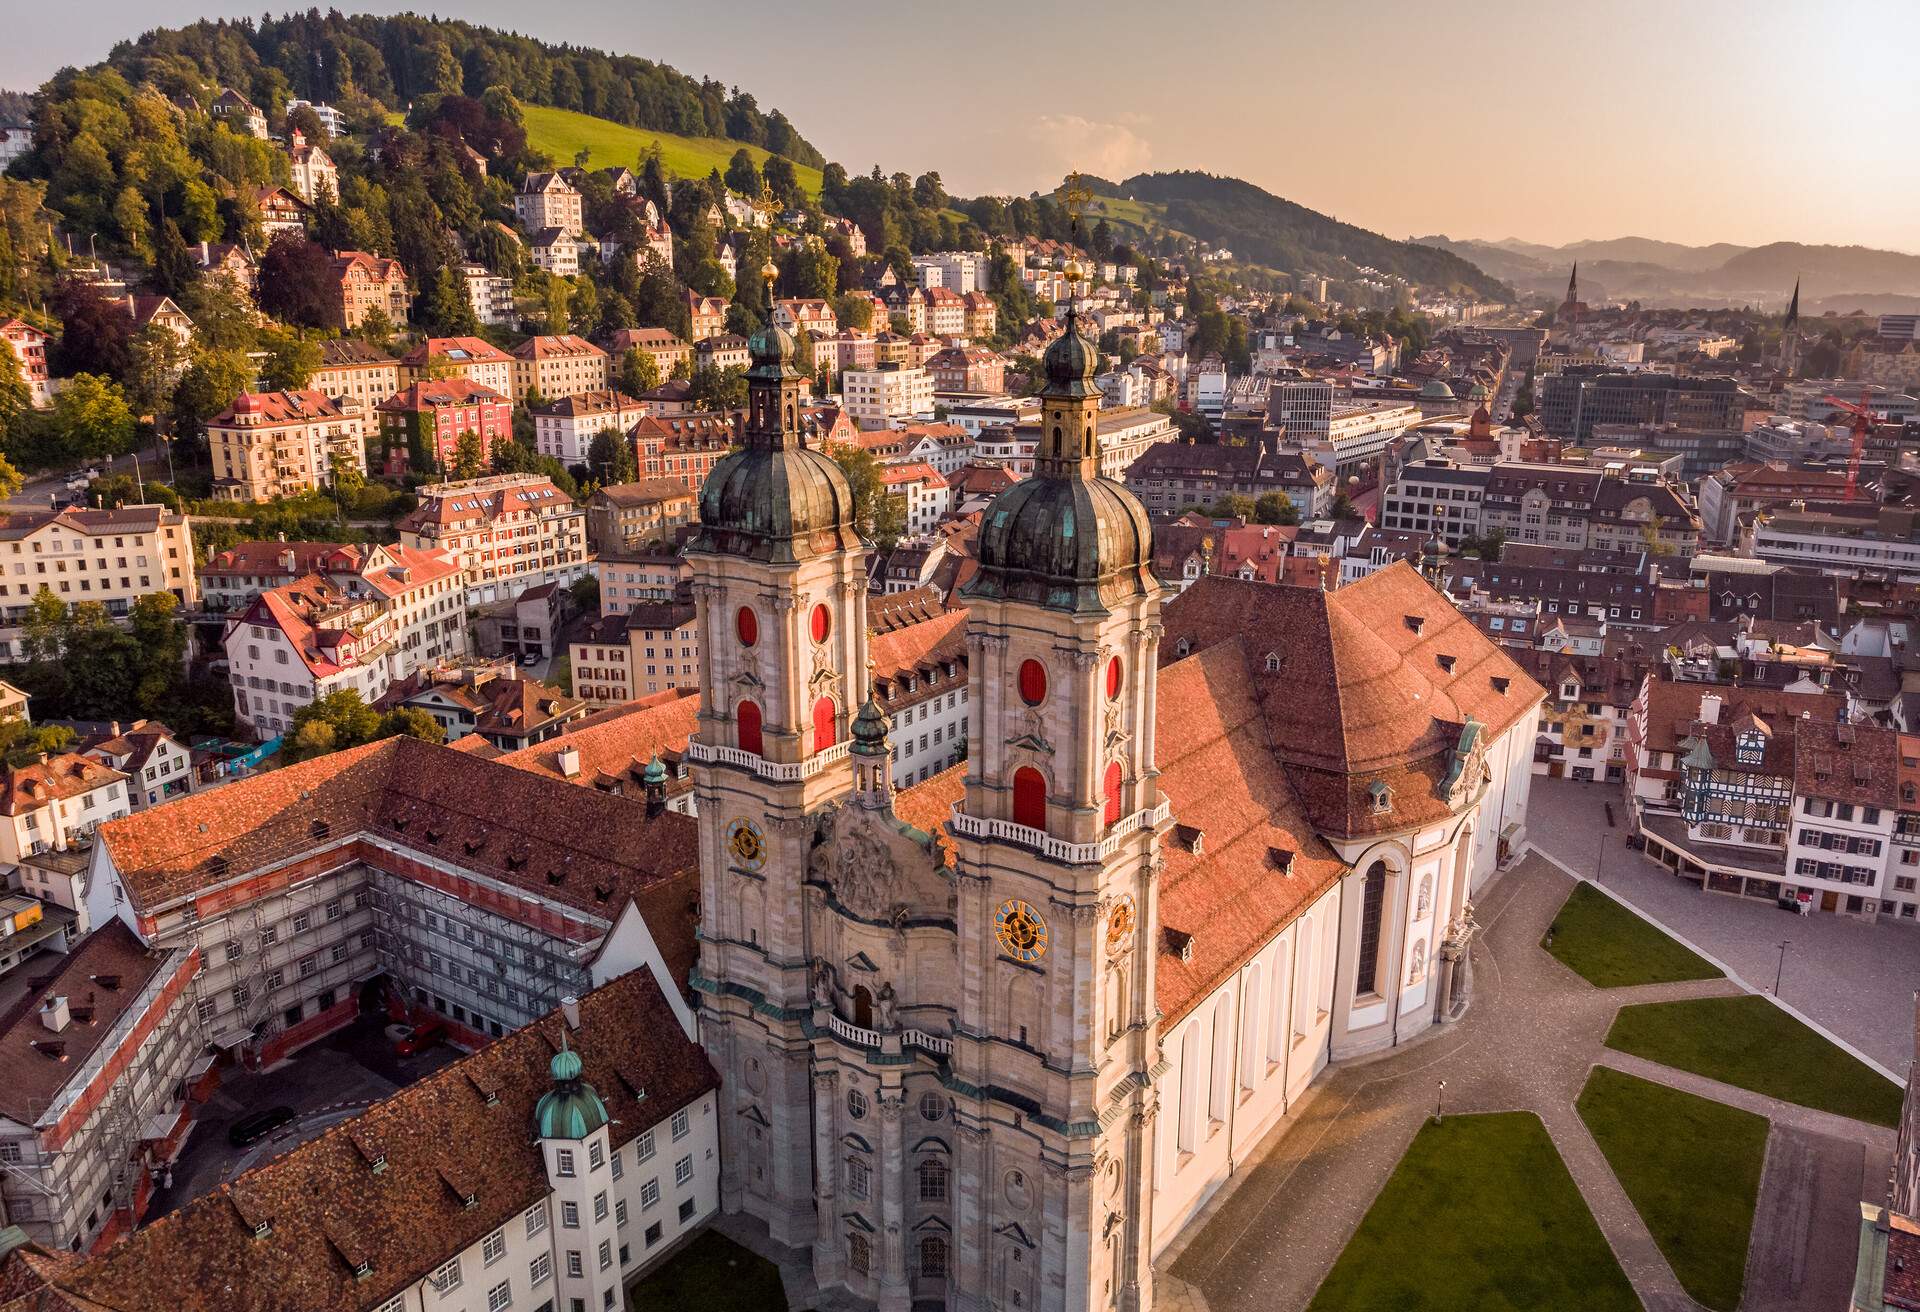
(1018, 659), (1048, 706)
(1174, 638), (1191, 657)
(1012, 767), (1047, 830)
(813, 696), (837, 750)
(1293, 918), (1314, 1037)
(917, 1158), (948, 1201)
(1103, 761), (1123, 826)
(1106, 655), (1123, 699)
(1267, 940), (1290, 1063)
(1239, 962), (1263, 1091)
(737, 699), (763, 755)
(1208, 997), (1233, 1123)
(1355, 861), (1388, 996)
(810, 603), (832, 644)
(1176, 1025), (1201, 1153)
(919, 1235), (948, 1280)
(735, 607), (758, 648)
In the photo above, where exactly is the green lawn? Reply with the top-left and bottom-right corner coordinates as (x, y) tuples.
(1605, 994), (1904, 1127)
(521, 105), (824, 198)
(1542, 882), (1722, 988)
(627, 1229), (787, 1312)
(1577, 1065), (1768, 1311)
(1308, 1111), (1638, 1312)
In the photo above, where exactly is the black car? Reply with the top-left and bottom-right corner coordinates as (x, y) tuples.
(227, 1106), (297, 1148)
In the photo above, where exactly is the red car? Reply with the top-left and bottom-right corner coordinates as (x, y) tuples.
(392, 1017), (447, 1057)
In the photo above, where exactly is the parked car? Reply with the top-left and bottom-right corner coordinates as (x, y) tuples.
(392, 1016), (447, 1057)
(227, 1105), (297, 1148)
(520, 653), (540, 667)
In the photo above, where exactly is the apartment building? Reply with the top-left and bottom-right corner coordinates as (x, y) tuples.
(399, 474), (590, 607)
(199, 541), (369, 613)
(80, 721), (198, 811)
(458, 263), (515, 326)
(514, 172), (585, 236)
(694, 334), (750, 373)
(607, 326), (692, 378)
(528, 227), (585, 278)
(1751, 506), (1920, 580)
(843, 363), (934, 429)
(1378, 457), (1491, 547)
(10, 964), (718, 1312)
(310, 338), (400, 412)
(286, 130), (336, 202)
(684, 292), (728, 343)
(328, 252), (409, 330)
(1697, 462), (1853, 545)
(400, 337), (515, 397)
(772, 298), (838, 336)
(512, 335), (610, 402)
(0, 754), (131, 865)
(1125, 435), (1332, 519)
(375, 379), (513, 475)
(585, 480), (699, 553)
(223, 545), (468, 739)
(595, 546), (688, 617)
(881, 463), (950, 537)
(632, 411), (737, 491)
(207, 390), (369, 502)
(867, 605), (968, 788)
(399, 670), (587, 750)
(0, 504), (198, 653)
(0, 318), (50, 406)
(569, 598), (699, 704)
(1479, 462), (1700, 556)
(530, 389), (648, 466)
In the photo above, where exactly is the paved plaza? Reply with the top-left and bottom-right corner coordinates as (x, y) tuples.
(1528, 775), (1920, 1073)
(1156, 847), (1900, 1312)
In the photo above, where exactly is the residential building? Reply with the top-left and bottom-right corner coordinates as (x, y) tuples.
(0, 754), (130, 864)
(400, 336), (515, 396)
(962, 290), (998, 340)
(596, 547), (687, 617)
(528, 227), (584, 277)
(80, 720), (198, 811)
(285, 99), (347, 136)
(207, 390), (368, 502)
(922, 284), (966, 336)
(0, 319), (51, 406)
(514, 172), (584, 236)
(772, 298), (837, 336)
(375, 379), (514, 476)
(285, 130), (336, 202)
(327, 252), (409, 330)
(199, 541), (369, 613)
(925, 346), (1006, 395)
(224, 545), (468, 738)
(684, 292), (728, 343)
(867, 604), (969, 788)
(912, 251), (990, 294)
(694, 334), (750, 373)
(310, 338), (400, 412)
(511, 335), (610, 402)
(571, 598), (700, 704)
(1378, 457), (1492, 547)
(586, 480), (700, 552)
(192, 240), (256, 296)
(1697, 462), (1853, 545)
(632, 411), (738, 491)
(1479, 462), (1700, 556)
(881, 462), (950, 537)
(530, 390), (648, 466)
(1751, 505), (1920, 580)
(400, 670), (587, 750)
(608, 327), (692, 377)
(0, 122), (30, 176)
(459, 262), (515, 326)
(843, 363), (934, 429)
(399, 474), (590, 607)
(254, 186), (308, 239)
(0, 504), (198, 644)
(112, 295), (193, 353)
(210, 87), (267, 137)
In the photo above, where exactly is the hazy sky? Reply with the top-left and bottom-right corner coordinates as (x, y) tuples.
(6, 0), (1918, 251)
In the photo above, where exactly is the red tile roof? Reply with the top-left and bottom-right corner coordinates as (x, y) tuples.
(400, 336), (511, 368)
(0, 754), (126, 815)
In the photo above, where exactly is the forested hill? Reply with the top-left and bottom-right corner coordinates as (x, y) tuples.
(99, 13), (826, 168)
(1120, 171), (1510, 299)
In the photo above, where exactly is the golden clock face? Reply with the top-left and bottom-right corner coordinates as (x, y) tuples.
(1106, 896), (1136, 954)
(995, 899), (1048, 963)
(725, 818), (766, 872)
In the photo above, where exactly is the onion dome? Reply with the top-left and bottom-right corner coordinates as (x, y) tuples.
(1041, 319), (1100, 399)
(849, 697), (891, 757)
(641, 754), (667, 788)
(533, 1046), (608, 1141)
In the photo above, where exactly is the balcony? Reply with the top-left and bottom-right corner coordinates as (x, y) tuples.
(685, 738), (850, 783)
(948, 798), (1172, 867)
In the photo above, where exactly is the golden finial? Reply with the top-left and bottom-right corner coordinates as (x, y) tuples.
(1060, 170), (1095, 299)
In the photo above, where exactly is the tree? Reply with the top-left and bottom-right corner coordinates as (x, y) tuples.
(0, 348), (28, 450)
(688, 364), (746, 411)
(452, 430), (486, 479)
(1330, 491), (1358, 521)
(586, 428), (637, 485)
(288, 688), (382, 759)
(542, 274), (571, 336)
(617, 348), (660, 396)
(375, 706), (445, 745)
(171, 349), (254, 437)
(1208, 493), (1255, 521)
(725, 148), (763, 198)
(424, 265), (479, 335)
(761, 155), (800, 207)
(832, 292), (873, 332)
(50, 279), (135, 380)
(150, 219), (198, 299)
(257, 233), (340, 329)
(490, 434), (538, 474)
(1254, 492), (1298, 526)
(41, 374), (137, 465)
(830, 443), (904, 548)
(789, 242), (839, 299)
(260, 330), (323, 391)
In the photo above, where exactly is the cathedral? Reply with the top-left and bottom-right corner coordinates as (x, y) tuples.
(684, 285), (1544, 1311)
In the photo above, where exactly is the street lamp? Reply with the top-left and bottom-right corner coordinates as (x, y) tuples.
(1435, 1079), (1447, 1123)
(1774, 940), (1790, 996)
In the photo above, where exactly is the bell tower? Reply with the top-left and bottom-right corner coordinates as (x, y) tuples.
(947, 298), (1166, 1312)
(686, 263), (868, 1245)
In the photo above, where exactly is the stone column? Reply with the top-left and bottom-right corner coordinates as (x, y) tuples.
(876, 1089), (910, 1312)
(810, 1068), (841, 1281)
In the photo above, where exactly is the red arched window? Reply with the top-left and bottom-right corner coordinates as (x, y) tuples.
(1012, 767), (1047, 830)
(737, 700), (763, 755)
(1105, 656), (1123, 699)
(813, 696), (837, 750)
(1103, 761), (1123, 825)
(810, 603), (831, 644)
(1018, 659), (1048, 707)
(735, 607), (758, 648)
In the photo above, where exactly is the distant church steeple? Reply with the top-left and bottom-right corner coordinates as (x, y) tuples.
(1784, 277), (1800, 331)
(1566, 262), (1579, 304)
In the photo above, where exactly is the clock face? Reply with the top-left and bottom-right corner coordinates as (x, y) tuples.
(994, 899), (1049, 963)
(725, 818), (767, 872)
(1106, 895), (1136, 954)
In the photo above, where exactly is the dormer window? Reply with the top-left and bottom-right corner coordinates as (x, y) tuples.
(1264, 653), (1281, 673)
(1368, 781), (1393, 815)
(1735, 730), (1765, 766)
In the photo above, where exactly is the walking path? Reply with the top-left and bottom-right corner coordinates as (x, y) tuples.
(1158, 851), (1896, 1312)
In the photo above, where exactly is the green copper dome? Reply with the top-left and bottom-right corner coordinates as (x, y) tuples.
(642, 754), (668, 787)
(1040, 315), (1099, 399)
(534, 1047), (609, 1141)
(849, 697), (891, 757)
(1420, 378), (1456, 400)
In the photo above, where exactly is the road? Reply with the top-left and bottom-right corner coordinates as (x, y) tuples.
(5, 450), (154, 512)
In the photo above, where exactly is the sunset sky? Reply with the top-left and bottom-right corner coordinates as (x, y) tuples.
(7, 0), (1917, 252)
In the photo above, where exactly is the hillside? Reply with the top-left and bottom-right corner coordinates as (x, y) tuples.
(520, 105), (824, 198)
(1118, 172), (1510, 299)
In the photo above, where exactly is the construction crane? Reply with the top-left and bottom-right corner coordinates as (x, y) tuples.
(1821, 391), (1877, 501)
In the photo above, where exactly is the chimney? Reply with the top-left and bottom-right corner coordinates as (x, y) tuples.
(557, 746), (582, 779)
(40, 996), (70, 1033)
(560, 996), (581, 1030)
(1699, 691), (1723, 725)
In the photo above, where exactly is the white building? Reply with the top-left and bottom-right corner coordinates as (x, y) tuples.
(399, 474), (591, 607)
(0, 504), (199, 659)
(459, 263), (516, 327)
(530, 390), (649, 467)
(0, 754), (130, 866)
(842, 364), (934, 430)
